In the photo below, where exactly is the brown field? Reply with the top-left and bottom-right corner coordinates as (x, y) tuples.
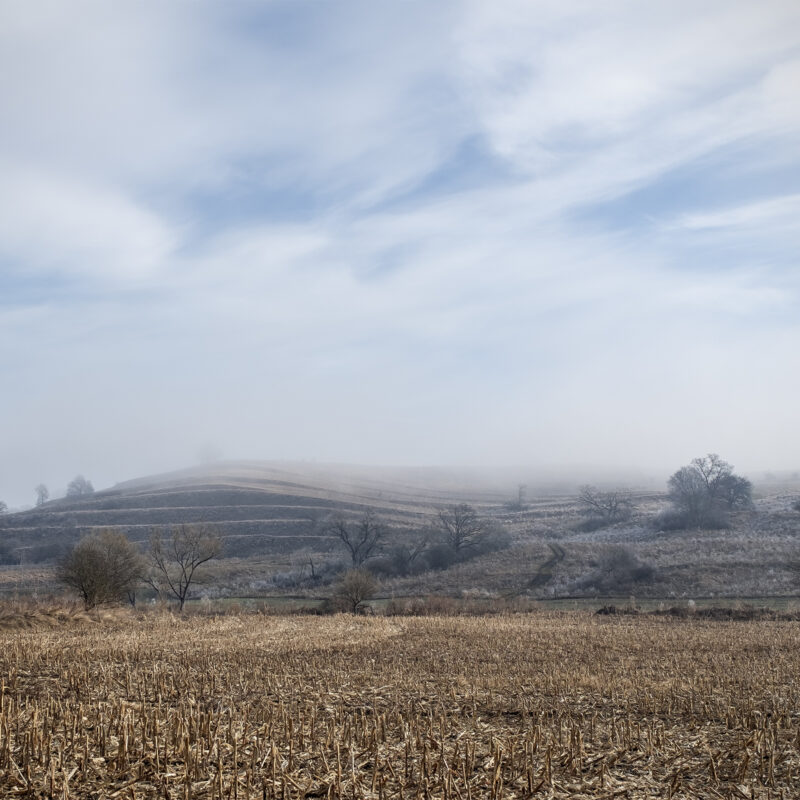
(1, 612), (799, 799)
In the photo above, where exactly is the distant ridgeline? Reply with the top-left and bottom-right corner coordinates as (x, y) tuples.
(0, 462), (504, 565)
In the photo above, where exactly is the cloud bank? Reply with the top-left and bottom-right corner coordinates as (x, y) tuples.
(1, 0), (798, 505)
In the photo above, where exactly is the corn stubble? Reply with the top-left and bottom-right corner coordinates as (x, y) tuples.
(1, 613), (798, 798)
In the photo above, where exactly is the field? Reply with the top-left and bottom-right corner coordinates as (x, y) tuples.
(2, 612), (799, 798)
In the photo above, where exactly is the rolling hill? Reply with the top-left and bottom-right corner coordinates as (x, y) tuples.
(0, 461), (518, 564)
(1, 461), (799, 603)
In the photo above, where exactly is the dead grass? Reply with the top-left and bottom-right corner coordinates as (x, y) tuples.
(1, 612), (799, 797)
(0, 597), (134, 630)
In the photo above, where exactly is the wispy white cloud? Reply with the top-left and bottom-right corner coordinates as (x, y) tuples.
(674, 194), (800, 231)
(0, 0), (799, 505)
(0, 162), (175, 281)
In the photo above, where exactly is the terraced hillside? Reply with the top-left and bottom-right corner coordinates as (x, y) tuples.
(2, 462), (799, 603)
(0, 461), (517, 565)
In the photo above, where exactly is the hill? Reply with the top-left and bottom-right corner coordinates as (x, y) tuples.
(0, 461), (517, 564)
(1, 461), (799, 602)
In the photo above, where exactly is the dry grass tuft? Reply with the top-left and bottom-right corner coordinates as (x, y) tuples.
(0, 598), (133, 630)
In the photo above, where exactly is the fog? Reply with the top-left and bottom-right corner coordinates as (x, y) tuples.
(2, 1), (799, 508)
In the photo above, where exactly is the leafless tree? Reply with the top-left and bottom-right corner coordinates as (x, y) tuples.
(0, 501), (7, 514)
(389, 533), (429, 576)
(34, 484), (49, 507)
(577, 486), (633, 522)
(436, 504), (488, 555)
(667, 454), (752, 529)
(148, 524), (222, 610)
(58, 529), (144, 609)
(66, 475), (94, 497)
(332, 568), (377, 613)
(327, 510), (384, 566)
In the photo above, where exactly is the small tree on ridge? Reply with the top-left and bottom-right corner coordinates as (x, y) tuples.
(66, 475), (94, 497)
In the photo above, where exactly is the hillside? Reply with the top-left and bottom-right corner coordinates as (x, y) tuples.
(1, 461), (799, 602)
(0, 461), (515, 564)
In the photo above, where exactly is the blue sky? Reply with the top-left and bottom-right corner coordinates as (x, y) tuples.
(1, 0), (799, 505)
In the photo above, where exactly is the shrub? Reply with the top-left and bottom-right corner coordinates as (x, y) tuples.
(574, 516), (611, 533)
(424, 543), (458, 571)
(654, 507), (730, 532)
(332, 569), (377, 613)
(58, 530), (144, 609)
(577, 546), (655, 594)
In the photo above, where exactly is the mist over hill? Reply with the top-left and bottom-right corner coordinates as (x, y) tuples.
(1, 459), (799, 604)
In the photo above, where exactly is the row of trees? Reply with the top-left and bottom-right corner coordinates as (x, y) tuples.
(59, 524), (221, 610)
(34, 475), (95, 507)
(58, 503), (502, 609)
(327, 503), (504, 573)
(577, 454), (753, 532)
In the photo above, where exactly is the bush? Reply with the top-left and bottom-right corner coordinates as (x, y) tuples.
(423, 543), (458, 571)
(58, 530), (144, 609)
(472, 524), (512, 556)
(385, 595), (458, 616)
(331, 569), (377, 613)
(577, 546), (655, 594)
(653, 507), (730, 532)
(574, 516), (611, 533)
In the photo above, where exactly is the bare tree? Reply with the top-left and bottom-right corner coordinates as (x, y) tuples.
(436, 504), (488, 555)
(0, 501), (7, 514)
(666, 454), (752, 529)
(58, 529), (144, 609)
(327, 510), (384, 566)
(66, 475), (95, 497)
(148, 524), (222, 611)
(389, 533), (429, 576)
(34, 484), (49, 507)
(577, 486), (633, 522)
(332, 568), (377, 613)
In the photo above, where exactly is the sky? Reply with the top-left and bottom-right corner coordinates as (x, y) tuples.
(1, 0), (799, 506)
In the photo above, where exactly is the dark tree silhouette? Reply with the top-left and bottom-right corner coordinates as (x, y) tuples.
(436, 504), (488, 555)
(327, 510), (384, 566)
(667, 454), (752, 529)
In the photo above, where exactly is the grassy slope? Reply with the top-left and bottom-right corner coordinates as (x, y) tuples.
(1, 461), (799, 600)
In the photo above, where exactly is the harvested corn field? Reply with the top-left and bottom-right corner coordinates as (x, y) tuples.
(1, 613), (799, 798)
